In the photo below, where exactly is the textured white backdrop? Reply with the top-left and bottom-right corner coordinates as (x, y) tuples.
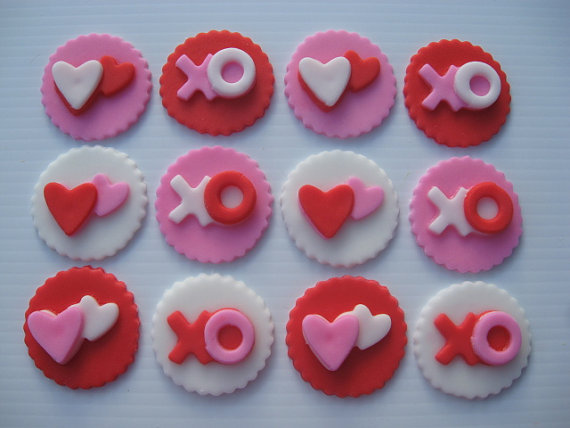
(1, 1), (569, 427)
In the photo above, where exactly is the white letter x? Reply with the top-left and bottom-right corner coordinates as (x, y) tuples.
(427, 186), (474, 236)
(169, 175), (214, 226)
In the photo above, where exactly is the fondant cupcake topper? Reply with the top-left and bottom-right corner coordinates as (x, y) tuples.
(287, 276), (406, 397)
(285, 30), (396, 138)
(409, 157), (522, 272)
(414, 281), (531, 399)
(404, 39), (510, 147)
(32, 146), (148, 261)
(152, 274), (274, 395)
(23, 267), (140, 389)
(41, 34), (152, 141)
(155, 146), (272, 263)
(281, 151), (398, 267)
(160, 30), (274, 136)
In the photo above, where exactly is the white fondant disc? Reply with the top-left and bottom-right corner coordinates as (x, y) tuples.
(31, 146), (147, 260)
(280, 150), (398, 267)
(151, 274), (274, 395)
(413, 281), (531, 399)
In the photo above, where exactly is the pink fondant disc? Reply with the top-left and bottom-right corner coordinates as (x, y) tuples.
(155, 146), (272, 263)
(284, 30), (396, 138)
(409, 157), (522, 273)
(41, 34), (152, 141)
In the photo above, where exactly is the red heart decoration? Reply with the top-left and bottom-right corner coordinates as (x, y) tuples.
(99, 56), (135, 96)
(344, 50), (381, 92)
(44, 182), (98, 236)
(298, 184), (354, 239)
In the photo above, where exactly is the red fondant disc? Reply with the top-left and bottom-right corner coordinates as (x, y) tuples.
(23, 267), (139, 389)
(404, 39), (510, 147)
(286, 276), (406, 397)
(160, 30), (274, 136)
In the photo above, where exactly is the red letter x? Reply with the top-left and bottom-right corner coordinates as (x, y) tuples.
(434, 313), (481, 365)
(167, 310), (213, 365)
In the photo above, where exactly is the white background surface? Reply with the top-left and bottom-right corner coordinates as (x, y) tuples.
(1, 1), (569, 427)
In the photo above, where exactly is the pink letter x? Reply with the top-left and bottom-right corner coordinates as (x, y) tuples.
(419, 64), (466, 111)
(175, 54), (216, 101)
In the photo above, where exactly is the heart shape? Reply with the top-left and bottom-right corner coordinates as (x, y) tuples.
(52, 60), (103, 111)
(70, 295), (119, 341)
(344, 50), (381, 92)
(348, 304), (391, 350)
(347, 177), (384, 220)
(302, 313), (359, 371)
(92, 174), (130, 217)
(298, 184), (354, 239)
(298, 56), (351, 110)
(99, 56), (135, 97)
(27, 307), (84, 365)
(44, 182), (98, 236)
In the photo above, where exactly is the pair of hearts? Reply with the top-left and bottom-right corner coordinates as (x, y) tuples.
(302, 304), (391, 371)
(27, 295), (119, 365)
(44, 173), (129, 236)
(52, 56), (135, 114)
(298, 50), (381, 111)
(298, 177), (384, 239)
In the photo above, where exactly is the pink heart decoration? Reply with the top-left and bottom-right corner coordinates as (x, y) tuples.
(27, 307), (85, 365)
(347, 177), (384, 220)
(302, 313), (359, 371)
(92, 174), (130, 217)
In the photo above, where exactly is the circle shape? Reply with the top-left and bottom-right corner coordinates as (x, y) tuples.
(284, 30), (396, 138)
(454, 61), (501, 110)
(404, 39), (510, 147)
(41, 33), (152, 141)
(204, 309), (255, 364)
(155, 146), (272, 263)
(207, 48), (256, 98)
(471, 311), (522, 366)
(286, 276), (406, 397)
(464, 181), (514, 234)
(23, 267), (140, 389)
(151, 274), (273, 395)
(160, 30), (274, 135)
(281, 150), (398, 267)
(32, 146), (148, 261)
(204, 171), (257, 225)
(409, 157), (522, 273)
(413, 281), (531, 399)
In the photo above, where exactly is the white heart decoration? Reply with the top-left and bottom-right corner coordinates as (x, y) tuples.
(52, 60), (103, 110)
(70, 295), (119, 341)
(298, 56), (351, 107)
(344, 304), (391, 350)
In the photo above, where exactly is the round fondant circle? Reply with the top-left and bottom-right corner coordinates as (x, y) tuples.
(284, 30), (396, 138)
(403, 39), (510, 147)
(409, 156), (522, 273)
(31, 146), (148, 260)
(41, 33), (152, 141)
(160, 30), (274, 135)
(281, 150), (398, 267)
(23, 266), (140, 389)
(155, 146), (272, 263)
(151, 274), (274, 395)
(286, 276), (407, 397)
(413, 281), (531, 399)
